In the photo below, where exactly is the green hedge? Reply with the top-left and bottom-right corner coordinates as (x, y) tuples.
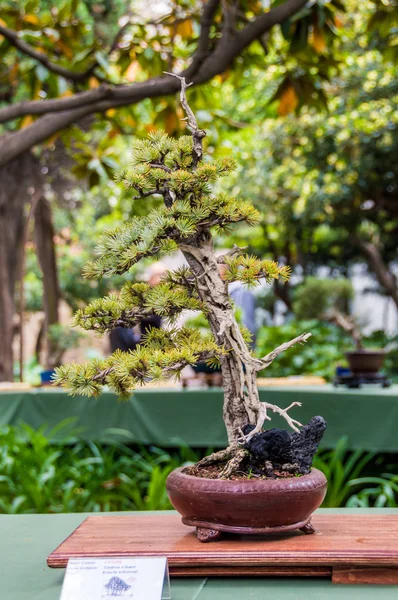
(0, 422), (396, 513)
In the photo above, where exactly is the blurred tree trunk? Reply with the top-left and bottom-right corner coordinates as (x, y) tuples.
(356, 239), (398, 311)
(34, 197), (60, 369)
(0, 154), (42, 381)
(0, 210), (15, 381)
(274, 279), (292, 312)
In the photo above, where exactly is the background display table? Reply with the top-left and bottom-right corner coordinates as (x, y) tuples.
(0, 385), (397, 450)
(1, 509), (397, 599)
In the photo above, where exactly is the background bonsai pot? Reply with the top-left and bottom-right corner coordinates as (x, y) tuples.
(346, 349), (385, 375)
(40, 369), (56, 386)
(166, 467), (327, 542)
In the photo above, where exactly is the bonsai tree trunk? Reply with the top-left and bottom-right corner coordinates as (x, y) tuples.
(181, 237), (306, 449)
(181, 238), (262, 443)
(174, 76), (307, 446)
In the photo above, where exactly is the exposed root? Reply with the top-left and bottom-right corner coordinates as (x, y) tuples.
(196, 401), (303, 475)
(218, 448), (247, 478)
(195, 444), (238, 468)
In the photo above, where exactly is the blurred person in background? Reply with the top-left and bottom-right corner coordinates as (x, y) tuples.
(219, 263), (257, 348)
(109, 263), (164, 353)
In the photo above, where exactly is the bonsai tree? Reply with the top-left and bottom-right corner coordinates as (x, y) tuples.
(55, 76), (316, 478)
(293, 277), (363, 349)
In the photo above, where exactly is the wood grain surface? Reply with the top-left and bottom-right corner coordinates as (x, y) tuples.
(47, 514), (398, 584)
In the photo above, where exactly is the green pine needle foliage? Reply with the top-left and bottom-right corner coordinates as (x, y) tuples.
(224, 255), (291, 287)
(55, 126), (291, 399)
(74, 281), (202, 334)
(54, 328), (224, 398)
(84, 132), (257, 279)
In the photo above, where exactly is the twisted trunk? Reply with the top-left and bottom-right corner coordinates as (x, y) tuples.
(169, 75), (307, 457)
(181, 238), (263, 444)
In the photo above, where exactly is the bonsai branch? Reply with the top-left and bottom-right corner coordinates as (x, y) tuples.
(133, 189), (164, 199)
(260, 401), (303, 433)
(149, 163), (172, 173)
(254, 332), (311, 371)
(217, 244), (247, 263)
(89, 350), (220, 386)
(164, 72), (206, 166)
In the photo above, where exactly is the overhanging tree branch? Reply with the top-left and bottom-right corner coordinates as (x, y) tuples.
(0, 7), (136, 98)
(0, 86), (114, 124)
(183, 0), (221, 79)
(0, 77), (179, 165)
(0, 0), (307, 167)
(0, 24), (98, 83)
(191, 0), (307, 83)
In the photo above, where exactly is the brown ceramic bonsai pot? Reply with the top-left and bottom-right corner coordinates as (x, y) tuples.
(166, 467), (327, 542)
(346, 349), (385, 376)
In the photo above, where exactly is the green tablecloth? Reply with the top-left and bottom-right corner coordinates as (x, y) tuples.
(1, 385), (398, 451)
(1, 509), (397, 600)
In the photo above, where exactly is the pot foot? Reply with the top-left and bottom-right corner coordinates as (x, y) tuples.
(196, 527), (222, 542)
(299, 521), (315, 535)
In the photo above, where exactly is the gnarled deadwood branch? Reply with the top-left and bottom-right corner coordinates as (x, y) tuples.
(254, 332), (311, 371)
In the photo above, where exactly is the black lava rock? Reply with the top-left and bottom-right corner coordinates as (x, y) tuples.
(242, 416), (326, 475)
(243, 425), (293, 464)
(291, 415), (327, 474)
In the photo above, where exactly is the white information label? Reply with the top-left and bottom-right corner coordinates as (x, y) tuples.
(60, 557), (170, 600)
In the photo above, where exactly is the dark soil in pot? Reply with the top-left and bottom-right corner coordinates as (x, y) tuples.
(184, 463), (301, 479)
